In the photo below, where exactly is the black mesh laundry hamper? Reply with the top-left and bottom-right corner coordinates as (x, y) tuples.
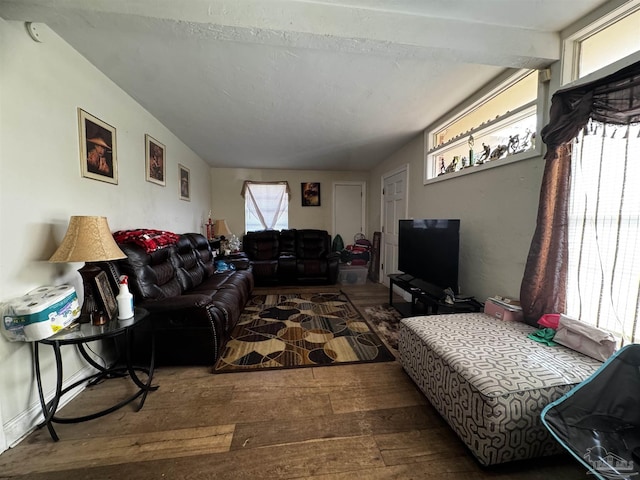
(541, 344), (640, 480)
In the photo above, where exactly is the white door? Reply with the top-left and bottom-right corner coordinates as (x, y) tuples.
(382, 167), (408, 287)
(333, 182), (365, 246)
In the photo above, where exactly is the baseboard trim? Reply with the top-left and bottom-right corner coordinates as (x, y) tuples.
(2, 364), (97, 449)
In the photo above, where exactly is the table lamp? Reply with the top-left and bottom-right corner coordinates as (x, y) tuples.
(49, 216), (126, 323)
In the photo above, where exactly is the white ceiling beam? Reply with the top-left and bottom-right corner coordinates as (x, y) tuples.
(0, 0), (560, 68)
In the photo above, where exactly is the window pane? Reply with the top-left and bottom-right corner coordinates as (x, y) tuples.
(567, 123), (640, 342)
(579, 9), (640, 78)
(434, 72), (537, 146)
(245, 183), (289, 233)
(429, 106), (536, 178)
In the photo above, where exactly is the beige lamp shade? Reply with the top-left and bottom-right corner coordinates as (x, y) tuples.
(49, 216), (126, 262)
(214, 219), (232, 238)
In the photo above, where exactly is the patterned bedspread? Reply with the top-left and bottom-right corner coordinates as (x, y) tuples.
(399, 312), (602, 466)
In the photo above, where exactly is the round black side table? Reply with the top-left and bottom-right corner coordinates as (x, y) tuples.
(33, 308), (157, 441)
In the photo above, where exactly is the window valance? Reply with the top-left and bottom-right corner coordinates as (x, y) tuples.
(241, 181), (291, 198)
(541, 60), (640, 156)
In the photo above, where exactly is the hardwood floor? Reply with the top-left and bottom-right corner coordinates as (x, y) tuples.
(0, 282), (586, 479)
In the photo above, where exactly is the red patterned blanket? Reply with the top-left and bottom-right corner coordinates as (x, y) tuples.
(113, 229), (180, 253)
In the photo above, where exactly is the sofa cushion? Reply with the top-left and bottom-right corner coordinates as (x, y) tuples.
(243, 230), (280, 261)
(184, 232), (217, 276)
(295, 229), (330, 259)
(118, 243), (183, 301)
(171, 236), (206, 291)
(279, 229), (297, 255)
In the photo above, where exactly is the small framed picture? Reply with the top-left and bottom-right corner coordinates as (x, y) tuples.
(145, 134), (166, 186)
(78, 108), (117, 184)
(94, 271), (118, 320)
(179, 164), (190, 201)
(301, 182), (321, 206)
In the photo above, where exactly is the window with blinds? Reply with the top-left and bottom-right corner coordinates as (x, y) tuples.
(566, 122), (640, 343)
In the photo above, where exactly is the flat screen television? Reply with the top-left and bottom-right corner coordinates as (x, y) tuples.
(397, 219), (460, 294)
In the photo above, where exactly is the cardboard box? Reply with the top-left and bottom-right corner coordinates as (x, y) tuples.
(338, 265), (368, 285)
(1, 285), (80, 342)
(484, 297), (523, 322)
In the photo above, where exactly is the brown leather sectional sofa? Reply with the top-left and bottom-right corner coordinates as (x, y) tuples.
(242, 229), (339, 285)
(102, 232), (253, 365)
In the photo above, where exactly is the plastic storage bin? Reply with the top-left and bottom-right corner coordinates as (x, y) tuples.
(338, 265), (368, 285)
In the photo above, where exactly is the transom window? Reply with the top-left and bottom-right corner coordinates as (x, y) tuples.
(564, 5), (640, 81)
(424, 70), (538, 182)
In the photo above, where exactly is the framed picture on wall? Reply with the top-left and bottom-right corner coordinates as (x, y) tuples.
(145, 134), (166, 186)
(179, 164), (190, 201)
(78, 108), (117, 184)
(301, 182), (321, 206)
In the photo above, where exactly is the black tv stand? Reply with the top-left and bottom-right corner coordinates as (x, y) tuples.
(388, 273), (482, 317)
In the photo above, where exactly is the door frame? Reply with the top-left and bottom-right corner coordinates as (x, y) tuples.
(332, 181), (366, 239)
(380, 164), (409, 287)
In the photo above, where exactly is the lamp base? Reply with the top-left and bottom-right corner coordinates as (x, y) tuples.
(78, 263), (102, 324)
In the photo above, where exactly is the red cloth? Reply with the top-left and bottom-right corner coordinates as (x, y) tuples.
(538, 313), (561, 329)
(113, 229), (180, 253)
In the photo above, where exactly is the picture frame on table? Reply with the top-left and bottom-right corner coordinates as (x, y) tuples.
(145, 134), (166, 186)
(301, 182), (321, 206)
(78, 108), (117, 184)
(179, 164), (190, 201)
(94, 271), (118, 320)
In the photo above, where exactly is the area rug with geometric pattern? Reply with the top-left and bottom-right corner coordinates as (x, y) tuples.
(213, 292), (395, 373)
(362, 304), (403, 350)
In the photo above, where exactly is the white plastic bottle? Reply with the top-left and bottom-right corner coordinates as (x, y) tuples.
(116, 275), (134, 320)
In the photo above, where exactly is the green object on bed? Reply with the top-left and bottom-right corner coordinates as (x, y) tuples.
(527, 328), (558, 346)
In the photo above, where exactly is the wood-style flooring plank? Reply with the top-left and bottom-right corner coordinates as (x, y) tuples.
(0, 424), (234, 477)
(9, 435), (386, 480)
(229, 405), (441, 450)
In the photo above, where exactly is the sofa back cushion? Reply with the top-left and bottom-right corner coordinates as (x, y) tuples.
(185, 233), (217, 276)
(243, 230), (280, 261)
(117, 243), (183, 301)
(295, 229), (330, 259)
(171, 235), (206, 291)
(279, 229), (297, 255)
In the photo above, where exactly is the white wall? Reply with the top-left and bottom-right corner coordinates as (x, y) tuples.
(0, 20), (211, 450)
(368, 133), (544, 303)
(210, 167), (369, 236)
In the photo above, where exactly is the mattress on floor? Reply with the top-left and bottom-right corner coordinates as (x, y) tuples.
(399, 312), (603, 466)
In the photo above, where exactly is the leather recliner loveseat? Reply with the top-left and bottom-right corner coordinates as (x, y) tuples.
(242, 229), (339, 285)
(103, 232), (253, 365)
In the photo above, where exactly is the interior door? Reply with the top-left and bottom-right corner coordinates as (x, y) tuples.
(333, 182), (365, 247)
(382, 167), (408, 287)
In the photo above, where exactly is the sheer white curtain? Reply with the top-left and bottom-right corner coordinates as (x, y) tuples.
(567, 122), (640, 343)
(243, 182), (289, 232)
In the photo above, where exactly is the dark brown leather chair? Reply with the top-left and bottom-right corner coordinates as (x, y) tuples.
(241, 230), (280, 285)
(295, 229), (339, 284)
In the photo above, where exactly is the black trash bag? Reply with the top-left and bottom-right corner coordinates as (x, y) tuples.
(332, 234), (344, 252)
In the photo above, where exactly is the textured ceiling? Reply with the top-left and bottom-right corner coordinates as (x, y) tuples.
(0, 0), (611, 170)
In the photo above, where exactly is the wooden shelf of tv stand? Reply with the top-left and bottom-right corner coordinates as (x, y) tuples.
(388, 273), (482, 317)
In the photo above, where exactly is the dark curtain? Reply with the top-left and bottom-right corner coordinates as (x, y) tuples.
(520, 60), (640, 325)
